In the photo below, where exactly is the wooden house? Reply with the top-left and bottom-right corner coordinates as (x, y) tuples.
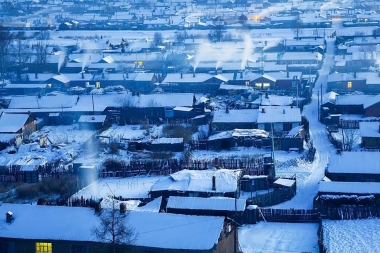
(42, 74), (71, 90)
(150, 169), (241, 199)
(256, 106), (302, 134)
(364, 96), (380, 117)
(77, 115), (108, 130)
(325, 151), (380, 182)
(2, 83), (49, 96)
(212, 109), (259, 131)
(359, 122), (380, 149)
(166, 196), (246, 222)
(0, 203), (236, 253)
(160, 73), (226, 93)
(150, 137), (184, 152)
(0, 113), (36, 135)
(327, 73), (366, 92)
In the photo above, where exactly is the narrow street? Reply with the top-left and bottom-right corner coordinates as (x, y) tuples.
(274, 38), (336, 209)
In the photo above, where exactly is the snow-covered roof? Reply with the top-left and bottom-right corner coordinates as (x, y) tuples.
(0, 133), (18, 143)
(327, 152), (380, 174)
(151, 137), (183, 144)
(151, 169), (241, 193)
(319, 181), (380, 195)
(78, 115), (107, 123)
(253, 95), (293, 106)
(322, 91), (338, 104)
(137, 197), (162, 212)
(0, 203), (224, 250)
(167, 196), (246, 212)
(256, 106), (301, 124)
(209, 128), (269, 141)
(0, 113), (30, 133)
(359, 122), (380, 138)
(274, 178), (296, 187)
(8, 95), (78, 109)
(52, 74), (70, 84)
(162, 73), (216, 83)
(213, 109), (258, 123)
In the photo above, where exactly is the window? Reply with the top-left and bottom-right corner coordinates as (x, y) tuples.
(36, 242), (52, 253)
(347, 82), (352, 88)
(96, 82), (101, 88)
(71, 244), (88, 253)
(283, 123), (292, 131)
(85, 82), (89, 86)
(47, 84), (52, 88)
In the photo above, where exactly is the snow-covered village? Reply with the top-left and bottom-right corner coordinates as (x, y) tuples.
(1, 0), (380, 252)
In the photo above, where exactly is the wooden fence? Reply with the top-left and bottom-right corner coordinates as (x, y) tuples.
(244, 208), (319, 224)
(319, 206), (380, 220)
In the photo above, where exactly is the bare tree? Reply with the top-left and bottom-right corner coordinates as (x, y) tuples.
(12, 33), (31, 82)
(92, 202), (137, 253)
(114, 94), (136, 108)
(342, 128), (360, 151)
(0, 30), (14, 86)
(209, 16), (225, 42)
(33, 40), (48, 74)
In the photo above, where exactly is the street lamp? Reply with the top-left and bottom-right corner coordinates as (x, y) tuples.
(292, 75), (298, 108)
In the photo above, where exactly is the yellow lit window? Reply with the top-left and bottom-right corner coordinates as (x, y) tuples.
(47, 84), (52, 88)
(36, 242), (52, 253)
(347, 82), (352, 88)
(245, 81), (250, 86)
(96, 82), (100, 88)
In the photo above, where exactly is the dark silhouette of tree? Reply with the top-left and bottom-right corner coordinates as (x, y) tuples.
(152, 32), (163, 47)
(238, 14), (248, 25)
(209, 16), (225, 42)
(0, 30), (14, 86)
(92, 202), (137, 253)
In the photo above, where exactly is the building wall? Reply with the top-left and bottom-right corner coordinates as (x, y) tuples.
(365, 102), (380, 117)
(326, 172), (380, 182)
(362, 137), (380, 149)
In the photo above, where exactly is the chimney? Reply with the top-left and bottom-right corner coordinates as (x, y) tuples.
(240, 71), (243, 79)
(214, 157), (219, 166)
(354, 72), (357, 78)
(180, 72), (183, 79)
(126, 72), (129, 78)
(283, 108), (285, 114)
(120, 203), (127, 213)
(212, 176), (216, 191)
(226, 106), (229, 113)
(378, 124), (380, 133)
(6, 211), (13, 223)
(193, 71), (195, 77)
(102, 73), (105, 79)
(261, 108), (265, 113)
(287, 71), (289, 78)
(35, 73), (38, 79)
(81, 72), (84, 79)
(95, 203), (102, 213)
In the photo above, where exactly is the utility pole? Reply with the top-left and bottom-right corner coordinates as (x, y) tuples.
(317, 91), (320, 122)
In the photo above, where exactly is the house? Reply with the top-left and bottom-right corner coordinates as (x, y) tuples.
(212, 109), (259, 131)
(166, 196), (246, 222)
(42, 74), (71, 90)
(2, 83), (49, 96)
(0, 203), (236, 253)
(326, 72), (366, 92)
(150, 137), (184, 152)
(150, 168), (241, 199)
(78, 115), (108, 130)
(256, 106), (302, 134)
(0, 113), (36, 135)
(359, 122), (380, 149)
(160, 73), (226, 93)
(318, 181), (380, 197)
(325, 151), (380, 182)
(363, 95), (380, 117)
(208, 129), (270, 150)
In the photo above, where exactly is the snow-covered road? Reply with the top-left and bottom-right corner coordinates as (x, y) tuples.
(274, 38), (336, 209)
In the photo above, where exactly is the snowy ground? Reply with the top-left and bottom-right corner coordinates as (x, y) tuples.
(71, 176), (163, 199)
(239, 222), (319, 253)
(322, 219), (380, 253)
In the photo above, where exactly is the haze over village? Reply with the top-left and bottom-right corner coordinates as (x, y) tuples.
(1, 0), (380, 252)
